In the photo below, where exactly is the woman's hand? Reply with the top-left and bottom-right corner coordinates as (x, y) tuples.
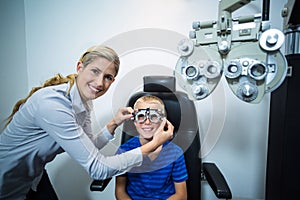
(113, 107), (134, 126)
(140, 118), (174, 155)
(152, 118), (174, 145)
(107, 107), (134, 134)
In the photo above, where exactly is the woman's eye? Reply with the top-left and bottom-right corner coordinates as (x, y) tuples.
(91, 69), (100, 75)
(104, 75), (114, 81)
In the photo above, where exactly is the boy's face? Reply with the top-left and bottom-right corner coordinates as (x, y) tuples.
(134, 102), (164, 142)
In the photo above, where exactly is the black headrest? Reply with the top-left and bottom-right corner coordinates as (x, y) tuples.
(143, 76), (176, 92)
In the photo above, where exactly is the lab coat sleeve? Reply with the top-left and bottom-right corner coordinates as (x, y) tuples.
(35, 96), (142, 180)
(84, 118), (114, 149)
(81, 110), (114, 149)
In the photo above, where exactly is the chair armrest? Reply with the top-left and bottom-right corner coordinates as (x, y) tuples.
(203, 162), (232, 199)
(90, 177), (112, 192)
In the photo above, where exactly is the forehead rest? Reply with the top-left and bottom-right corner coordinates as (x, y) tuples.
(143, 76), (175, 92)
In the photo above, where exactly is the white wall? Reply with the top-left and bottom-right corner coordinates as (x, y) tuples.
(0, 0), (28, 131)
(1, 0), (287, 199)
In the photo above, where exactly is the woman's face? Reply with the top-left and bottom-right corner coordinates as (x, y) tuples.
(76, 56), (116, 101)
(134, 102), (164, 143)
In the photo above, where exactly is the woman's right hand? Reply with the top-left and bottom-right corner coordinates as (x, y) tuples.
(107, 107), (134, 134)
(113, 107), (134, 126)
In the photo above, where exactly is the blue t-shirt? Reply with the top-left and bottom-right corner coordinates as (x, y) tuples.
(116, 136), (188, 200)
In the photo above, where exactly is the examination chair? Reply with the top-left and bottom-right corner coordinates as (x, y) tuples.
(90, 75), (232, 199)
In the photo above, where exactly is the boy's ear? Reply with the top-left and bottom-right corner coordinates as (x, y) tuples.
(163, 120), (168, 131)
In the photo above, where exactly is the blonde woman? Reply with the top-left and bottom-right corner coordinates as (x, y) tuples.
(0, 45), (174, 199)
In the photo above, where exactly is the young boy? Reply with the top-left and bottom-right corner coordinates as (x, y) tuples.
(115, 95), (188, 200)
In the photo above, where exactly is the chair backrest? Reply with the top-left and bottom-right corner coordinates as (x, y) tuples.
(121, 75), (202, 200)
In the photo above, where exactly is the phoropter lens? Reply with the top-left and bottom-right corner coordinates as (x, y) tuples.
(149, 113), (160, 123)
(134, 109), (163, 124)
(185, 65), (200, 80)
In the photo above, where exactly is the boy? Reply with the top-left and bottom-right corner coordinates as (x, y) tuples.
(115, 95), (188, 200)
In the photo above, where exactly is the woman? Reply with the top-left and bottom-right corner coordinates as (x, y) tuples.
(0, 45), (174, 199)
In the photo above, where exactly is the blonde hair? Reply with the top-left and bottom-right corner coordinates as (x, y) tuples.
(3, 45), (120, 128)
(79, 45), (120, 77)
(133, 95), (166, 116)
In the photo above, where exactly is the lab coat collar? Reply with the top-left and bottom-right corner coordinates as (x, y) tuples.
(69, 81), (93, 115)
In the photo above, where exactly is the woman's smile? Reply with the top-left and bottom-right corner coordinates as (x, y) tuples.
(88, 83), (103, 94)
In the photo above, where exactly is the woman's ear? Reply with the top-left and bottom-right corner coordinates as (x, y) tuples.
(76, 61), (84, 73)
